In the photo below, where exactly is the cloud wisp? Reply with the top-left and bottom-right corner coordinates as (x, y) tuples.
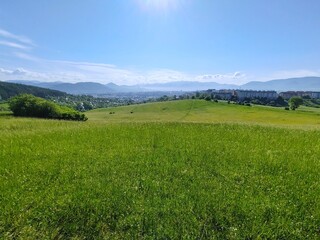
(0, 28), (34, 53)
(0, 40), (31, 50)
(0, 28), (34, 46)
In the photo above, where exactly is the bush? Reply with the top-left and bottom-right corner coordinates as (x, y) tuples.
(9, 94), (87, 121)
(204, 96), (211, 101)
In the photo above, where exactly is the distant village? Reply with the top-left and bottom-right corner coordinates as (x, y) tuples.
(51, 89), (320, 111)
(206, 89), (320, 101)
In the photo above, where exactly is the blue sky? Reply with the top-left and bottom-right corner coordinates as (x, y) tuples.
(0, 0), (320, 85)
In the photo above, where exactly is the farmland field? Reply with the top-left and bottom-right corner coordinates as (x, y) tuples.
(1, 100), (320, 239)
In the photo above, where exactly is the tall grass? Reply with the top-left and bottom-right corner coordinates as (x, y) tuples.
(1, 117), (320, 239)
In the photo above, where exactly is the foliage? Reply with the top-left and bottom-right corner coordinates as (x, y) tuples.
(302, 95), (311, 99)
(274, 96), (287, 106)
(248, 96), (287, 107)
(301, 98), (320, 108)
(0, 102), (9, 111)
(289, 96), (304, 110)
(9, 94), (87, 121)
(204, 95), (211, 101)
(49, 95), (140, 111)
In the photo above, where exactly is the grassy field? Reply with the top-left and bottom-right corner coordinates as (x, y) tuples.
(88, 100), (320, 128)
(1, 100), (320, 239)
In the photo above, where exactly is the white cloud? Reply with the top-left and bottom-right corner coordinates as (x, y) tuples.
(12, 68), (28, 75)
(196, 72), (246, 83)
(0, 67), (37, 77)
(233, 72), (244, 78)
(0, 68), (13, 74)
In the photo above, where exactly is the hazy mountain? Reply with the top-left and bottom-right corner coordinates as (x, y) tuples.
(0, 81), (66, 100)
(241, 77), (320, 91)
(8, 80), (145, 94)
(8, 81), (114, 95)
(6, 77), (320, 94)
(105, 82), (145, 92)
(139, 81), (238, 91)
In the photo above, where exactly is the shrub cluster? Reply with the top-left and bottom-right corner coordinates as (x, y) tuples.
(9, 94), (87, 121)
(243, 96), (287, 107)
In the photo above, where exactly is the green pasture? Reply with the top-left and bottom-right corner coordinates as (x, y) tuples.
(1, 100), (320, 239)
(87, 100), (320, 128)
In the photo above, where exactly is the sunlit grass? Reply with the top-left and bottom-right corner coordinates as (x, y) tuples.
(1, 100), (320, 238)
(87, 100), (320, 128)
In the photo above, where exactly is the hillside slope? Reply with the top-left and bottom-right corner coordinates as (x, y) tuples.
(7, 80), (145, 94)
(0, 81), (67, 100)
(87, 99), (320, 128)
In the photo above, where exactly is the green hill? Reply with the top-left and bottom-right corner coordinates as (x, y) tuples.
(1, 100), (320, 239)
(87, 99), (320, 128)
(0, 81), (67, 100)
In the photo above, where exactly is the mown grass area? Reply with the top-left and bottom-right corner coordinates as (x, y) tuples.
(1, 100), (320, 239)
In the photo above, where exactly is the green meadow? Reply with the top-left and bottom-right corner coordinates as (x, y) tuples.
(1, 100), (320, 239)
(89, 100), (320, 129)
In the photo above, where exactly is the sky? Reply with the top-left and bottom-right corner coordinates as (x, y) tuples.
(0, 0), (320, 85)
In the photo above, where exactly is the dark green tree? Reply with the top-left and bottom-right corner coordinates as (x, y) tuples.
(288, 97), (303, 110)
(204, 96), (211, 101)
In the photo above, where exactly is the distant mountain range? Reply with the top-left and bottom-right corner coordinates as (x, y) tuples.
(241, 77), (320, 91)
(137, 81), (238, 91)
(6, 80), (145, 95)
(5, 76), (320, 94)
